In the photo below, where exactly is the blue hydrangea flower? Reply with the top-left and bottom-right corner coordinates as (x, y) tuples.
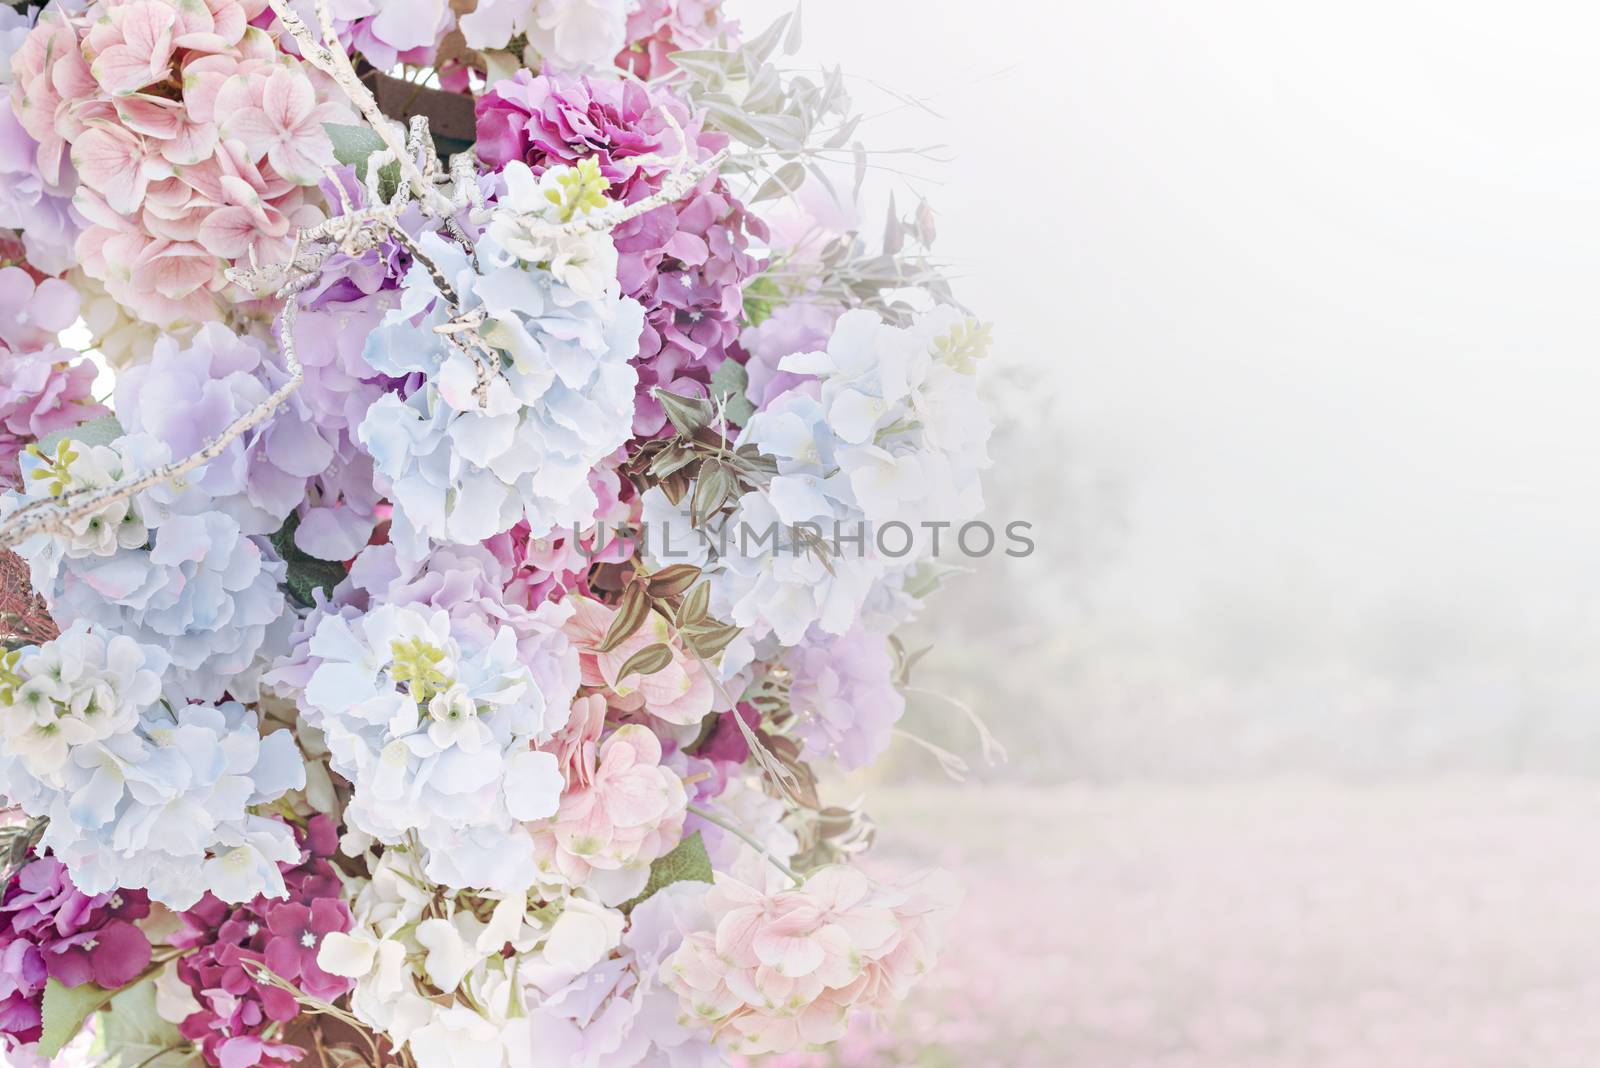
(301, 601), (565, 891)
(358, 227), (642, 557)
(0, 700), (304, 909)
(24, 508), (287, 704)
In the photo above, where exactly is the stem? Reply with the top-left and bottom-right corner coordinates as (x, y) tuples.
(687, 802), (802, 885)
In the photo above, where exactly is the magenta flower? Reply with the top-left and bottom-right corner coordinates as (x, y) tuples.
(174, 816), (351, 1068)
(262, 898), (350, 1001)
(0, 856), (153, 1050)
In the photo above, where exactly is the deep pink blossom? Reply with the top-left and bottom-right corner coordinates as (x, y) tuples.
(0, 856), (153, 1050)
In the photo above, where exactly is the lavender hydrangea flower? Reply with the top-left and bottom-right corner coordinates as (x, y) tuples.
(0, 700), (305, 910)
(114, 323), (339, 538)
(0, 267), (104, 486)
(739, 301), (839, 410)
(785, 624), (905, 769)
(523, 881), (718, 1065)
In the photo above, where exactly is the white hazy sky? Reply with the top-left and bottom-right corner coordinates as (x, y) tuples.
(740, 0), (1600, 775)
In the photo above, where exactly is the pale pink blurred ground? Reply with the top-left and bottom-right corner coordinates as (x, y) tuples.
(758, 779), (1600, 1068)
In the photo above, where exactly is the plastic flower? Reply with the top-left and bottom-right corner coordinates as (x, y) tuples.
(523, 880), (718, 1065)
(777, 306), (992, 531)
(358, 225), (642, 553)
(564, 595), (714, 726)
(0, 267), (106, 487)
(529, 722), (689, 904)
(0, 701), (304, 909)
(476, 72), (767, 435)
(314, 847), (547, 1064)
(0, 99), (79, 276)
(460, 0), (629, 73)
(288, 0), (455, 69)
(220, 66), (341, 184)
(785, 624), (905, 770)
(664, 866), (959, 1055)
(173, 815), (352, 1068)
(0, 620), (168, 779)
(8, 0), (348, 326)
(0, 352), (104, 489)
(9, 440), (147, 559)
(739, 301), (839, 410)
(19, 502), (288, 704)
(0, 856), (152, 1049)
(617, 0), (736, 79)
(300, 601), (566, 890)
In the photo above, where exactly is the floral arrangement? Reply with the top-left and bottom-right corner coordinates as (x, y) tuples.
(0, 0), (992, 1064)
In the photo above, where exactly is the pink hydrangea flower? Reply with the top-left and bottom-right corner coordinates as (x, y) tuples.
(0, 267), (105, 486)
(8, 0), (346, 327)
(173, 816), (351, 1068)
(664, 866), (959, 1055)
(565, 594), (714, 726)
(616, 0), (737, 79)
(530, 721), (689, 902)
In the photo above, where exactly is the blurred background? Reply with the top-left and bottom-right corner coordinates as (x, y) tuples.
(738, 0), (1600, 1064)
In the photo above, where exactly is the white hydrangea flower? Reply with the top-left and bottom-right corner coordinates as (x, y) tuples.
(10, 438), (148, 560)
(778, 305), (992, 533)
(0, 620), (167, 777)
(302, 603), (566, 890)
(489, 159), (621, 301)
(649, 306), (995, 648)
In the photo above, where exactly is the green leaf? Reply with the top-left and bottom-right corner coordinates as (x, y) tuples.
(752, 160), (807, 203)
(690, 459), (734, 526)
(682, 620), (740, 659)
(40, 979), (120, 1057)
(675, 583), (711, 628)
(323, 122), (387, 177)
(96, 979), (200, 1068)
(707, 359), (756, 427)
(268, 511), (348, 608)
(622, 832), (713, 912)
(35, 415), (124, 456)
(653, 389), (715, 438)
(616, 642), (674, 680)
(595, 583), (651, 654)
(645, 564), (701, 599)
(741, 274), (782, 328)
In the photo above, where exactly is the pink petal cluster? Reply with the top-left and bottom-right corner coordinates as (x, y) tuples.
(173, 816), (352, 1068)
(0, 268), (106, 486)
(9, 1), (346, 327)
(475, 73), (768, 436)
(565, 594), (714, 725)
(0, 856), (153, 1050)
(616, 0), (737, 79)
(663, 866), (959, 1055)
(531, 717), (689, 889)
